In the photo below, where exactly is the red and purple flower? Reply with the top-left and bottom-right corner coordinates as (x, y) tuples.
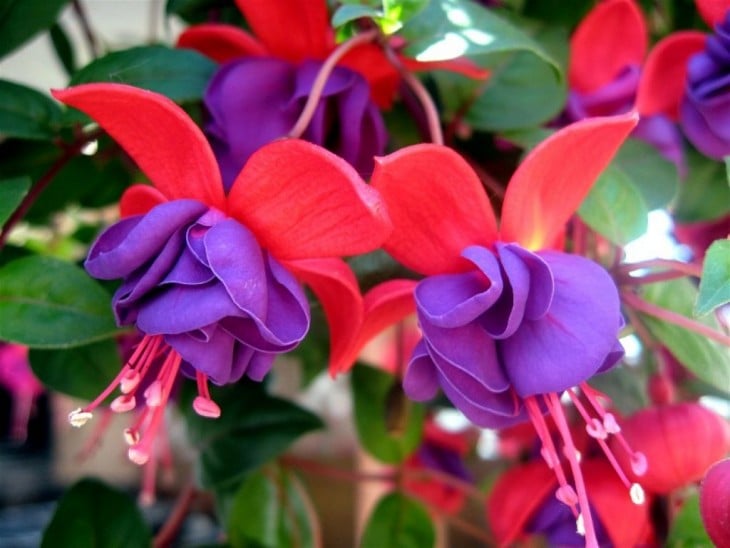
(52, 83), (391, 464)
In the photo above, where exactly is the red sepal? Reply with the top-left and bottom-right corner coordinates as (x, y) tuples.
(52, 84), (226, 211)
(284, 257), (363, 377)
(120, 184), (167, 217)
(228, 139), (391, 261)
(500, 112), (638, 250)
(340, 44), (402, 109)
(234, 0), (333, 62)
(695, 0), (730, 27)
(176, 24), (267, 63)
(569, 0), (647, 93)
(371, 144), (498, 275)
(636, 32), (707, 119)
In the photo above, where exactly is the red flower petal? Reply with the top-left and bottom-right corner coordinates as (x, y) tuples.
(371, 144), (499, 275)
(695, 0), (730, 27)
(52, 84), (226, 211)
(636, 31), (707, 119)
(234, 0), (333, 62)
(176, 24), (267, 63)
(284, 257), (363, 376)
(340, 44), (402, 109)
(119, 184), (167, 217)
(227, 139), (391, 260)
(486, 460), (556, 545)
(569, 0), (648, 93)
(336, 279), (418, 374)
(700, 458), (730, 548)
(499, 113), (638, 250)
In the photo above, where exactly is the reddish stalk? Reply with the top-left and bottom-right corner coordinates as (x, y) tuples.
(618, 270), (695, 285)
(153, 482), (197, 548)
(281, 455), (396, 484)
(72, 0), (100, 58)
(617, 258), (702, 278)
(401, 466), (485, 504)
(622, 290), (730, 347)
(288, 29), (379, 139)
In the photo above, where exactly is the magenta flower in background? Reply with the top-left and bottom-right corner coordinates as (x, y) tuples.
(52, 83), (391, 465)
(0, 343), (43, 442)
(371, 112), (648, 545)
(700, 458), (730, 548)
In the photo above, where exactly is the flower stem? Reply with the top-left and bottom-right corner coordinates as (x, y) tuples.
(618, 258), (702, 278)
(288, 29), (379, 139)
(0, 128), (103, 251)
(622, 290), (730, 347)
(153, 481), (197, 548)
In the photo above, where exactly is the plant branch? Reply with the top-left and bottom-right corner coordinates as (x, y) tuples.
(288, 29), (379, 139)
(72, 0), (100, 58)
(617, 259), (702, 278)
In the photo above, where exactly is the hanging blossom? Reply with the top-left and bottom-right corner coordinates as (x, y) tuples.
(563, 0), (684, 170)
(369, 112), (648, 547)
(0, 343), (43, 442)
(52, 83), (391, 465)
(700, 458), (730, 548)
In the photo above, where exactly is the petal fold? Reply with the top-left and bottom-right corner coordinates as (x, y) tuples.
(499, 113), (638, 250)
(120, 184), (167, 217)
(176, 24), (267, 62)
(371, 144), (499, 275)
(52, 84), (226, 210)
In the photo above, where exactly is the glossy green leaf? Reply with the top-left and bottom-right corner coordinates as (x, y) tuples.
(49, 22), (76, 76)
(578, 166), (648, 245)
(0, 0), (69, 60)
(666, 492), (713, 546)
(41, 477), (152, 548)
(0, 176), (31, 225)
(359, 493), (435, 548)
(0, 256), (118, 348)
(69, 46), (217, 102)
(674, 148), (730, 223)
(227, 468), (318, 548)
(0, 79), (63, 141)
(613, 138), (679, 210)
(182, 382), (323, 489)
(351, 364), (425, 464)
(401, 0), (560, 76)
(696, 240), (730, 316)
(29, 339), (122, 401)
(639, 279), (730, 394)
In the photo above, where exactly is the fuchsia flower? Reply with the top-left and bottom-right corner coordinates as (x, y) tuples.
(565, 0), (684, 168)
(51, 83), (391, 465)
(0, 343), (43, 442)
(370, 112), (648, 546)
(611, 402), (730, 494)
(700, 458), (730, 547)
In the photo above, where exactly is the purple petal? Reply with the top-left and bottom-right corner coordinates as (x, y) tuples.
(165, 325), (235, 384)
(499, 243), (554, 320)
(481, 244), (529, 339)
(403, 340), (440, 401)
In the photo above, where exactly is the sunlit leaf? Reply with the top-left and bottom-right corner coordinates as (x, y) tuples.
(613, 138), (679, 210)
(695, 239), (730, 317)
(666, 491), (713, 546)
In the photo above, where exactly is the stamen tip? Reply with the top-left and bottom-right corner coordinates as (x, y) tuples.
(110, 395), (136, 413)
(128, 446), (150, 465)
(68, 408), (93, 428)
(123, 428), (140, 446)
(630, 483), (646, 505)
(193, 396), (221, 419)
(556, 485), (578, 507)
(144, 380), (163, 407)
(631, 452), (648, 476)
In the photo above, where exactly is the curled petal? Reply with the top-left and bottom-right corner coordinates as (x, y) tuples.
(228, 139), (391, 260)
(371, 144), (499, 275)
(120, 184), (167, 217)
(234, 0), (333, 62)
(636, 32), (707, 119)
(569, 0), (647, 93)
(499, 113), (638, 250)
(403, 340), (440, 401)
(176, 24), (267, 62)
(52, 84), (226, 210)
(285, 257), (364, 376)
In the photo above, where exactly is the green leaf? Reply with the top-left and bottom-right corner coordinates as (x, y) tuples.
(69, 45), (217, 102)
(0, 176), (31, 225)
(0, 0), (69, 60)
(578, 166), (648, 245)
(165, 0), (244, 25)
(613, 138), (679, 210)
(639, 279), (730, 394)
(351, 364), (425, 464)
(227, 468), (318, 548)
(696, 240), (730, 316)
(666, 492), (713, 547)
(401, 0), (560, 76)
(0, 79), (63, 141)
(674, 148), (730, 222)
(182, 382), (323, 489)
(0, 256), (118, 348)
(49, 22), (76, 76)
(41, 477), (152, 548)
(29, 339), (122, 401)
(332, 5), (384, 28)
(359, 493), (435, 548)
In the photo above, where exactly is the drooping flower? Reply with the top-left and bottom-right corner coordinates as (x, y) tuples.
(0, 343), (43, 442)
(565, 0), (684, 169)
(52, 83), (391, 464)
(610, 402), (730, 494)
(371, 112), (647, 546)
(700, 458), (730, 547)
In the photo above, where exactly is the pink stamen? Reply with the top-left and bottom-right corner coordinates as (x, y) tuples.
(144, 381), (163, 407)
(110, 395), (136, 413)
(194, 371), (221, 418)
(120, 370), (141, 394)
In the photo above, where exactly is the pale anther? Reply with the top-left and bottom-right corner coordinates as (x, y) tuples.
(68, 408), (93, 428)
